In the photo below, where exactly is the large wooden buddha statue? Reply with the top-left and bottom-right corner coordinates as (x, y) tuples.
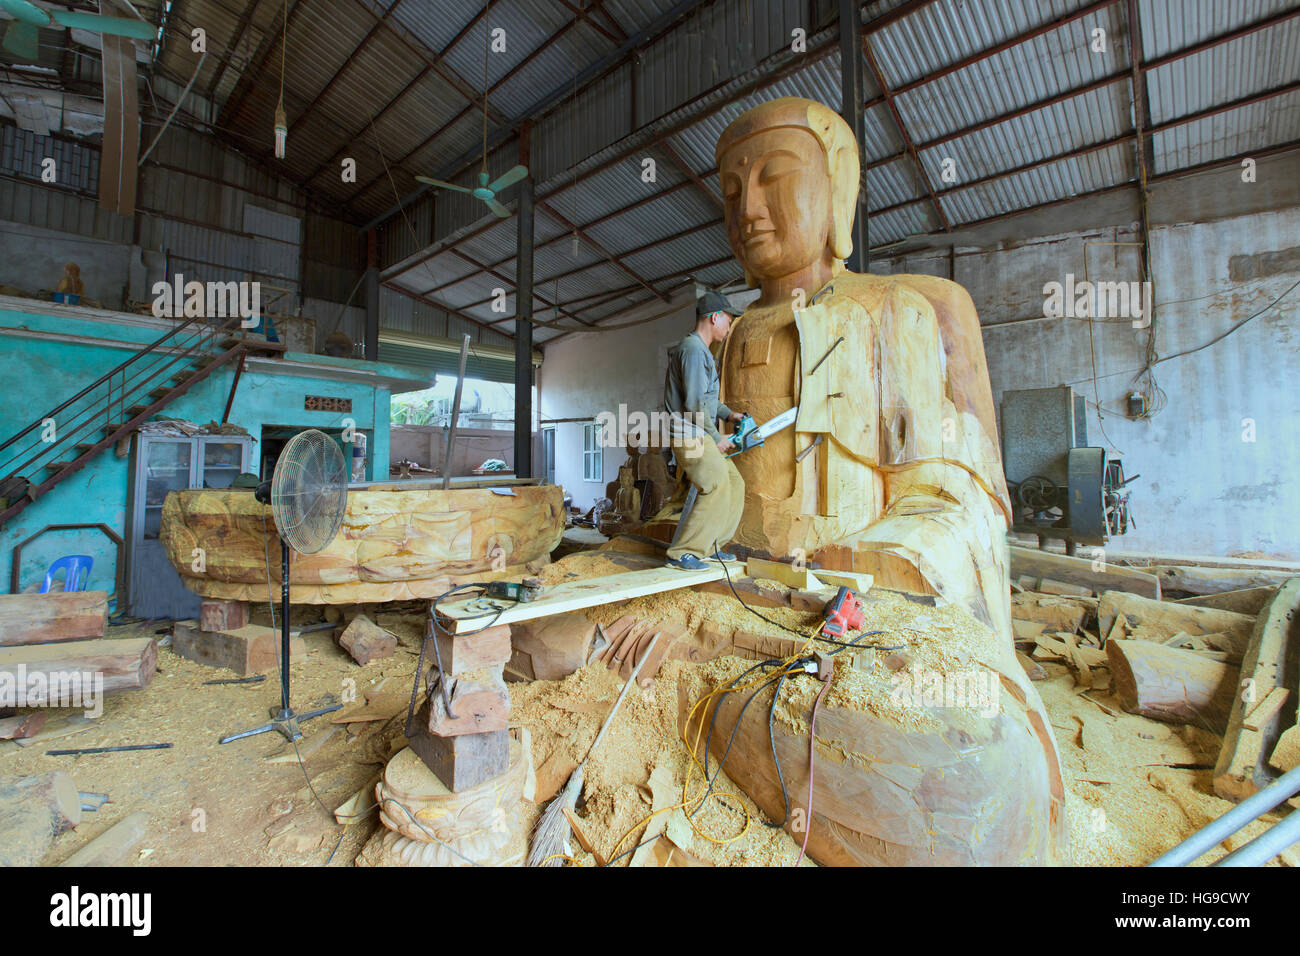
(717, 97), (1012, 637)
(700, 97), (1066, 865)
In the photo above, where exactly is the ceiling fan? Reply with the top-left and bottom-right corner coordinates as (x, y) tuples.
(414, 0), (527, 219)
(0, 0), (154, 60)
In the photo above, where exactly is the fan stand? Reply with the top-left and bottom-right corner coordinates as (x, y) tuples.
(220, 507), (341, 744)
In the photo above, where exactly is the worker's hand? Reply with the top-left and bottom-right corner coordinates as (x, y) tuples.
(728, 411), (745, 423)
(593, 617), (677, 686)
(716, 437), (735, 454)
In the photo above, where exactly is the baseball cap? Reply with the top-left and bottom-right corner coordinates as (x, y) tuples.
(696, 290), (742, 318)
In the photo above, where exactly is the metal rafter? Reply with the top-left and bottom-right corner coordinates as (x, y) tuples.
(535, 199), (668, 302)
(205, 0), (261, 102)
(382, 280), (516, 340)
(861, 36), (949, 231)
(218, 0), (307, 129)
(350, 0), (621, 204)
(445, 247), (595, 328)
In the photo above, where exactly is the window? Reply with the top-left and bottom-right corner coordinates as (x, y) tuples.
(582, 423), (603, 482)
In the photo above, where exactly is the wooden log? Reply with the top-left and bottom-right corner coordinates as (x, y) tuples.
(1150, 564), (1294, 596)
(59, 811), (150, 866)
(0, 591), (108, 646)
(1010, 546), (1160, 599)
(338, 614), (397, 665)
(1098, 591), (1255, 645)
(0, 771), (81, 866)
(159, 484), (564, 603)
(434, 624), (511, 677)
(172, 622), (303, 677)
(1215, 578), (1300, 802)
(1010, 594), (1088, 635)
(0, 637), (157, 696)
(1106, 639), (1239, 732)
(1176, 587), (1276, 616)
(200, 599), (248, 632)
(428, 671), (510, 736)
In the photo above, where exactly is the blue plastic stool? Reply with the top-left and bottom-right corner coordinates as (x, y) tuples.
(41, 555), (93, 593)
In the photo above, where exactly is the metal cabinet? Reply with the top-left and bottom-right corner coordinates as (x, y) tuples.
(127, 434), (251, 619)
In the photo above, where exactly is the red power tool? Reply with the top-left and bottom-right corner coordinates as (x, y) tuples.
(821, 586), (864, 640)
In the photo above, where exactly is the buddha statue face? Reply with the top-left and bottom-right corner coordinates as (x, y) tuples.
(715, 98), (861, 291)
(719, 128), (832, 282)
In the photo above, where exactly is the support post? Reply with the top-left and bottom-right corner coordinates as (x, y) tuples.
(364, 230), (380, 361)
(514, 124), (535, 479)
(839, 0), (869, 272)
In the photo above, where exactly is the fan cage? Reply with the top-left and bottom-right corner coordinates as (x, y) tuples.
(270, 429), (349, 554)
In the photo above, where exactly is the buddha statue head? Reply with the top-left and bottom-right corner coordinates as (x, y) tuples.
(715, 98), (860, 292)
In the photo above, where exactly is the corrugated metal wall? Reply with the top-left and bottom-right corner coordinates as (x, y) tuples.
(0, 121), (363, 331)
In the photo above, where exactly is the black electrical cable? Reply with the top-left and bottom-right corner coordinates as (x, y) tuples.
(766, 669), (790, 828)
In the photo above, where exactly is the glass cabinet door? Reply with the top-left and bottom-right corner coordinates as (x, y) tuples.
(142, 439), (192, 539)
(200, 438), (246, 489)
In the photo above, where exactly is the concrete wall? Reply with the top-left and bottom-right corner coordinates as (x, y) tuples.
(0, 302), (427, 597)
(878, 202), (1300, 560)
(538, 285), (704, 510)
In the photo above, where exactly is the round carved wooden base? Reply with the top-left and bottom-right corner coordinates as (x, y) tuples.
(368, 741), (529, 866)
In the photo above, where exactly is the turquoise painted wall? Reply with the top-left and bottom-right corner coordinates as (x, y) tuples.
(0, 305), (423, 600)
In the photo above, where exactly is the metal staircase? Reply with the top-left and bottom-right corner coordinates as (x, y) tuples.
(0, 313), (258, 527)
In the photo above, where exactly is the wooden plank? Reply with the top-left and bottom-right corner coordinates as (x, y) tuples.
(0, 591), (108, 646)
(0, 712), (46, 740)
(810, 569), (875, 593)
(1106, 639), (1239, 732)
(1214, 578), (1300, 803)
(59, 811), (149, 867)
(1243, 687), (1290, 732)
(434, 623), (512, 677)
(1010, 546), (1160, 599)
(435, 562), (744, 634)
(746, 557), (819, 590)
(0, 637), (157, 696)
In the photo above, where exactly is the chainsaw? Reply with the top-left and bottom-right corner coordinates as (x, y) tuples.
(726, 407), (798, 457)
(669, 408), (798, 548)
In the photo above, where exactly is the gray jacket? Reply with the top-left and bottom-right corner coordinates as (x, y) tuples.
(664, 332), (733, 442)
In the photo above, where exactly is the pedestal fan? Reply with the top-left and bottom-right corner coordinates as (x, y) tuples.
(220, 430), (348, 743)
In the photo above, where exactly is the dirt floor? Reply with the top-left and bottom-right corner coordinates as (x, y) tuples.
(5, 592), (1296, 867)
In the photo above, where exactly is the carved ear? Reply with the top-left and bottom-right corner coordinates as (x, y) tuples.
(828, 143), (858, 262)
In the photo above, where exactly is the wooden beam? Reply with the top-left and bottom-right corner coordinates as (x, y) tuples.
(0, 591), (108, 646)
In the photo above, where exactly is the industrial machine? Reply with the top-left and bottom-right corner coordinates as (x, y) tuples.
(1000, 386), (1137, 554)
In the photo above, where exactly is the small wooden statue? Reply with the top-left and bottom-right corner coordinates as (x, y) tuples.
(55, 262), (84, 298)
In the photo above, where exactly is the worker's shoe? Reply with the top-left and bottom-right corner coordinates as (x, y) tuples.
(708, 549), (737, 562)
(666, 554), (709, 571)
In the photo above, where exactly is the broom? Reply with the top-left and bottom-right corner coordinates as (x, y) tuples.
(528, 630), (662, 867)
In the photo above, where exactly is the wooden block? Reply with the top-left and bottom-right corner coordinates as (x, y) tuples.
(200, 599), (248, 632)
(1098, 591), (1255, 644)
(172, 622), (303, 677)
(338, 614), (397, 665)
(0, 591), (108, 646)
(508, 614), (596, 681)
(0, 637), (157, 696)
(408, 709), (509, 791)
(428, 672), (510, 736)
(1269, 726), (1300, 773)
(435, 623), (511, 677)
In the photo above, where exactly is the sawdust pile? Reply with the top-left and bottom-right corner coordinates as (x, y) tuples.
(510, 659), (814, 866)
